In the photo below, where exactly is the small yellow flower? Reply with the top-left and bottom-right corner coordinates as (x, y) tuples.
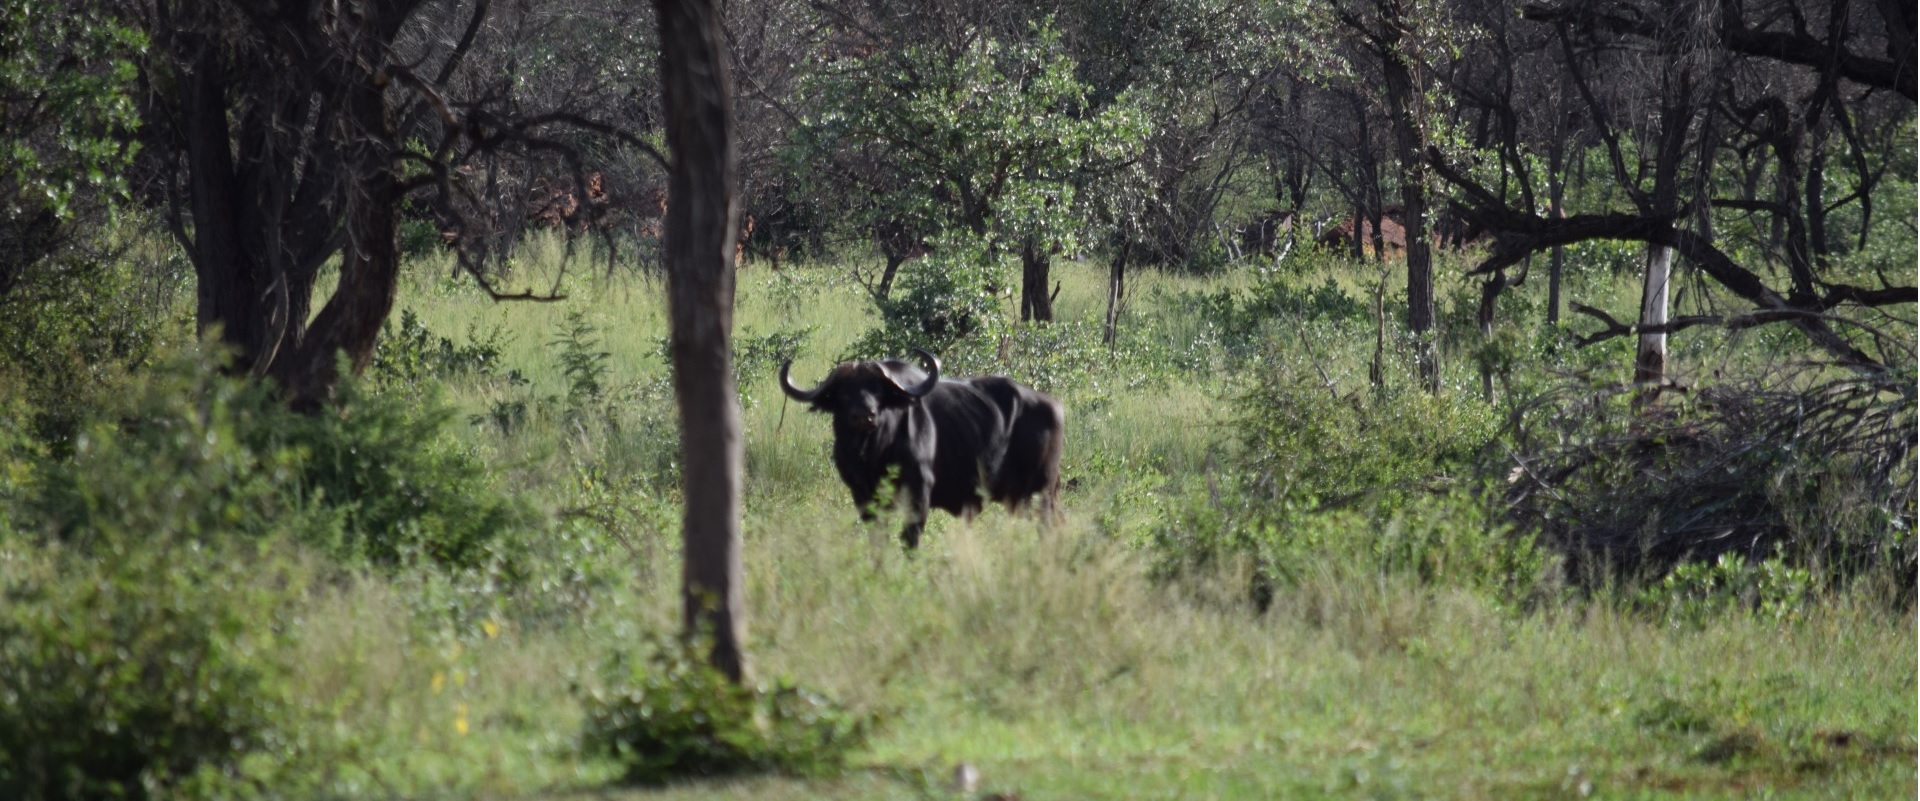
(455, 703), (470, 736)
(482, 618), (500, 639)
(431, 671), (446, 693)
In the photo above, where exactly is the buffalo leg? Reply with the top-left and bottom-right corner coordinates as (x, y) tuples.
(898, 463), (933, 549)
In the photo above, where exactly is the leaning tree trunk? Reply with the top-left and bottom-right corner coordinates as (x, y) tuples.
(1379, 0), (1437, 392)
(655, 0), (748, 683)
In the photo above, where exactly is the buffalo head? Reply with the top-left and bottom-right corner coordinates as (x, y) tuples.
(779, 347), (941, 429)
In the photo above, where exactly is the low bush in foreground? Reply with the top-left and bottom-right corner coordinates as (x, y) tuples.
(580, 637), (871, 785)
(0, 540), (300, 801)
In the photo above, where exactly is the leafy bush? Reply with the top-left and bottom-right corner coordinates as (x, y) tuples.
(552, 309), (612, 407)
(732, 325), (813, 407)
(1634, 553), (1815, 626)
(1236, 353), (1497, 512)
(0, 246), (179, 451)
(264, 379), (534, 569)
(1156, 272), (1370, 370)
(580, 637), (870, 785)
(1130, 348), (1550, 607)
(20, 345), (532, 571)
(848, 237), (1008, 358)
(24, 350), (331, 551)
(1144, 478), (1550, 609)
(0, 540), (298, 801)
(369, 307), (508, 384)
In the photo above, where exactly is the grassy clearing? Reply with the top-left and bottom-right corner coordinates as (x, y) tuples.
(268, 242), (1910, 800)
(3, 238), (1911, 799)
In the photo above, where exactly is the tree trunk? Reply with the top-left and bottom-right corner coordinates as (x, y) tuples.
(181, 45), (274, 372)
(164, 6), (376, 409)
(272, 78), (401, 410)
(1546, 141), (1566, 326)
(876, 251), (904, 300)
(1805, 124), (1830, 261)
(1349, 200), (1365, 260)
(1634, 64), (1697, 394)
(872, 219), (917, 299)
(655, 0), (747, 683)
(1378, 0), (1437, 392)
(1020, 237), (1053, 322)
(1634, 243), (1672, 385)
(1103, 241), (1130, 345)
(273, 19), (403, 410)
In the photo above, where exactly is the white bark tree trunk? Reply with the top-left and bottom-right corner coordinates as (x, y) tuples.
(1635, 244), (1673, 386)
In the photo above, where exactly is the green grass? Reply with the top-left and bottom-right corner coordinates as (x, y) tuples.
(255, 240), (1913, 800)
(5, 236), (1909, 800)
(277, 509), (1914, 800)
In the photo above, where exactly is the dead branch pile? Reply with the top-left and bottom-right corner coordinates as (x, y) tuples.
(1502, 363), (1916, 587)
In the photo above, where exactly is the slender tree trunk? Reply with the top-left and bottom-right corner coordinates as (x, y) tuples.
(1379, 0), (1437, 392)
(1546, 142), (1566, 326)
(876, 251), (904, 299)
(1367, 203), (1386, 262)
(1633, 243), (1672, 385)
(1020, 237), (1054, 322)
(872, 219), (915, 299)
(1103, 241), (1130, 345)
(1635, 60), (1696, 396)
(1806, 124), (1830, 261)
(1349, 200), (1365, 260)
(181, 45), (273, 371)
(656, 0), (747, 683)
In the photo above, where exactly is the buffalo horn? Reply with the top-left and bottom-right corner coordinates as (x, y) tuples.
(887, 348), (941, 397)
(779, 360), (826, 401)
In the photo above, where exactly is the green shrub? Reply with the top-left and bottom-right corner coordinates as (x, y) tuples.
(21, 345), (532, 571)
(732, 325), (813, 408)
(1133, 347), (1552, 606)
(580, 637), (870, 785)
(1144, 478), (1550, 609)
(1236, 352), (1496, 512)
(0, 245), (180, 452)
(552, 309), (612, 412)
(369, 307), (508, 384)
(0, 540), (298, 801)
(1367, 490), (1552, 602)
(25, 349), (331, 551)
(1634, 553), (1816, 626)
(263, 378), (534, 570)
(848, 236), (1008, 358)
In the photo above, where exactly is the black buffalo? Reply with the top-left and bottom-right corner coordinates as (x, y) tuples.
(779, 349), (1064, 548)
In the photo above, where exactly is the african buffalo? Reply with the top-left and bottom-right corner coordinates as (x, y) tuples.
(779, 349), (1063, 548)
